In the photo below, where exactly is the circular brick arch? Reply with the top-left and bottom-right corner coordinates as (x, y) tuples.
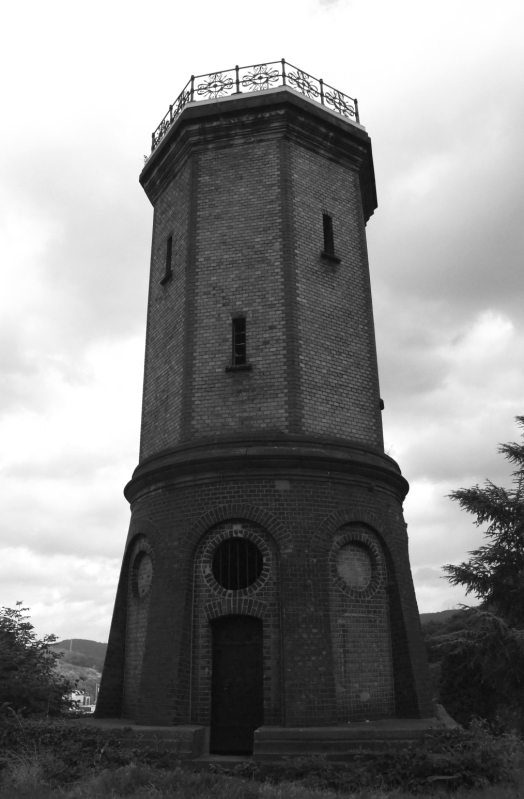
(329, 528), (386, 599)
(126, 517), (160, 549)
(200, 524), (271, 597)
(120, 524), (158, 592)
(311, 507), (392, 556)
(187, 503), (293, 557)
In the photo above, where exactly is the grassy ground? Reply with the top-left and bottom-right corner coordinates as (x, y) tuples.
(1, 760), (523, 799)
(1, 717), (522, 799)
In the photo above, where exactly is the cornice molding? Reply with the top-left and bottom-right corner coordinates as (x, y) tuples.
(140, 88), (377, 222)
(124, 434), (408, 504)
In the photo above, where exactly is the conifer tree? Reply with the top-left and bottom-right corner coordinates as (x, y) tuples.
(444, 416), (524, 627)
(436, 418), (524, 727)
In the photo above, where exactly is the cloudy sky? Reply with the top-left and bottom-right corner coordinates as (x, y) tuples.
(1, 0), (522, 642)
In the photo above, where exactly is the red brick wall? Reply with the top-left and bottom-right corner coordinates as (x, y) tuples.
(190, 142), (289, 439)
(96, 92), (433, 727)
(137, 93), (383, 461)
(328, 525), (394, 721)
(97, 472), (433, 725)
(290, 142), (383, 446)
(139, 159), (191, 460)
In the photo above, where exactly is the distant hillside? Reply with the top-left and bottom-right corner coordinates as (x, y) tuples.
(52, 639), (107, 672)
(54, 639), (107, 658)
(419, 610), (462, 625)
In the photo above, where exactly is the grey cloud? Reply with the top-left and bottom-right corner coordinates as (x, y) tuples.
(0, 487), (130, 560)
(1, 140), (151, 356)
(369, 74), (524, 323)
(413, 566), (446, 585)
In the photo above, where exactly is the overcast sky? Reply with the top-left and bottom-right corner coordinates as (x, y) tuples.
(1, 0), (523, 642)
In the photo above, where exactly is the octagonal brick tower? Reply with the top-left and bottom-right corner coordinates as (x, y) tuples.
(96, 61), (433, 756)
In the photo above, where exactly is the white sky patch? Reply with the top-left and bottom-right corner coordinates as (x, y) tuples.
(1, 548), (120, 641)
(381, 313), (523, 612)
(0, 338), (142, 572)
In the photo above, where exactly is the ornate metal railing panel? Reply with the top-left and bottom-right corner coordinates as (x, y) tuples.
(150, 59), (359, 152)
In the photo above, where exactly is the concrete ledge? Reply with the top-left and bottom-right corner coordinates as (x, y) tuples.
(253, 718), (456, 761)
(75, 715), (458, 762)
(75, 717), (206, 760)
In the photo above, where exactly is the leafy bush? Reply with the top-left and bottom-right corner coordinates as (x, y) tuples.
(0, 604), (75, 717)
(436, 612), (524, 728)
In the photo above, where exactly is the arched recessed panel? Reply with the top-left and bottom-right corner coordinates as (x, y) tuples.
(329, 525), (394, 721)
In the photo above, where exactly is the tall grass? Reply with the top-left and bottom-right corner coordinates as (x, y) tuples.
(0, 761), (523, 799)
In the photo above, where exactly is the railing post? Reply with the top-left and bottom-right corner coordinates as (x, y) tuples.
(151, 64), (362, 154)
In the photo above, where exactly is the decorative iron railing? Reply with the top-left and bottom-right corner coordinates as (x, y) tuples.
(150, 59), (359, 152)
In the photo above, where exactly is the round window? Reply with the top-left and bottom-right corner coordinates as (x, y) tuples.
(336, 543), (372, 590)
(212, 538), (263, 590)
(133, 552), (153, 598)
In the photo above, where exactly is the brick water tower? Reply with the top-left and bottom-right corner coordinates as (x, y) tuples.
(96, 60), (434, 757)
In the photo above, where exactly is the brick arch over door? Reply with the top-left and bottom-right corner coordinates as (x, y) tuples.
(203, 598), (269, 621)
(312, 507), (421, 718)
(191, 518), (282, 726)
(188, 503), (293, 557)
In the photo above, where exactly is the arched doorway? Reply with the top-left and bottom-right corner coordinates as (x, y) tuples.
(210, 615), (263, 754)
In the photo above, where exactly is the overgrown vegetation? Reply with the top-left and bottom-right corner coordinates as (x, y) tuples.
(0, 603), (75, 717)
(0, 716), (522, 797)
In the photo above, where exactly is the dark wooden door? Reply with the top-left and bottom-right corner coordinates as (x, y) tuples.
(210, 615), (264, 754)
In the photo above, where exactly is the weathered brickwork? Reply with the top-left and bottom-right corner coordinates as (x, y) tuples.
(290, 143), (383, 446)
(96, 88), (434, 734)
(190, 143), (289, 437)
(140, 160), (191, 460)
(137, 93), (382, 460)
(97, 472), (433, 725)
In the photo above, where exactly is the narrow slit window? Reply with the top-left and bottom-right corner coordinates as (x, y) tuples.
(160, 235), (173, 284)
(323, 214), (335, 256)
(232, 317), (247, 366)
